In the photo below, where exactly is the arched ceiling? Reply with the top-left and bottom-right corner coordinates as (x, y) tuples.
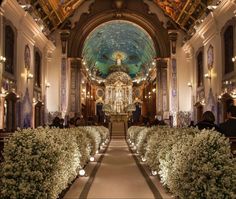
(18, 0), (214, 34)
(82, 20), (156, 79)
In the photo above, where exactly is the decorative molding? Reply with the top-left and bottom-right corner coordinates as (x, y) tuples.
(68, 0), (170, 59)
(2, 0), (55, 51)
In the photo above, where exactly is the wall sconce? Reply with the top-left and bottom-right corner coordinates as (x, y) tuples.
(204, 73), (211, 79)
(187, 82), (192, 87)
(0, 56), (6, 63)
(232, 56), (236, 62)
(200, 99), (206, 106)
(27, 72), (33, 80)
(33, 97), (37, 104)
(45, 82), (51, 88)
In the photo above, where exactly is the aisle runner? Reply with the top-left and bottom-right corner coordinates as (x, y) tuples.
(85, 139), (156, 199)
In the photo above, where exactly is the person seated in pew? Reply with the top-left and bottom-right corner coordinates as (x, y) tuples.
(219, 105), (236, 137)
(196, 111), (220, 132)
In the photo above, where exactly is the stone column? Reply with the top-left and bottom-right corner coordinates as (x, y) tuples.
(168, 31), (178, 125)
(60, 30), (70, 117)
(156, 59), (168, 119)
(69, 58), (82, 115)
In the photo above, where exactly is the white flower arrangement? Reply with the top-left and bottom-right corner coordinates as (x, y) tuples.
(0, 126), (109, 199)
(93, 126), (110, 143)
(136, 126), (236, 199)
(79, 126), (102, 156)
(167, 130), (236, 199)
(176, 111), (191, 127)
(127, 126), (145, 143)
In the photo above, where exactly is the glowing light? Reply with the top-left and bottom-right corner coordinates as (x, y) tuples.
(142, 157), (146, 162)
(152, 170), (157, 176)
(0, 56), (6, 63)
(187, 82), (192, 87)
(79, 169), (86, 176)
(90, 157), (95, 162)
(96, 150), (99, 154)
(232, 56), (236, 62)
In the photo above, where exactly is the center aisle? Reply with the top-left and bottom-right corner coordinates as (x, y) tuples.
(86, 139), (155, 199)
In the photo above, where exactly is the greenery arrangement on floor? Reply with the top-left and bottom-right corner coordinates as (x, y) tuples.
(0, 126), (109, 199)
(127, 126), (236, 199)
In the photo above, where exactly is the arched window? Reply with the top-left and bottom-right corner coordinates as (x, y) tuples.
(197, 51), (203, 87)
(223, 25), (234, 74)
(34, 51), (41, 87)
(4, 25), (15, 75)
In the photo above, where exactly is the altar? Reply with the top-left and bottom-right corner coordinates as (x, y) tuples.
(110, 113), (128, 122)
(104, 71), (133, 113)
(109, 113), (128, 138)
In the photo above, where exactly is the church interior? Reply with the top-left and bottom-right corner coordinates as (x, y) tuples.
(0, 0), (236, 198)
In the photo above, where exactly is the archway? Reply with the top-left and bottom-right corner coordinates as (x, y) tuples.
(34, 101), (44, 128)
(68, 0), (170, 58)
(67, 0), (170, 118)
(4, 92), (18, 132)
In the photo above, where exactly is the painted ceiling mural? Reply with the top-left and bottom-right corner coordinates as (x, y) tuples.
(153, 0), (213, 30)
(82, 20), (156, 79)
(18, 0), (213, 34)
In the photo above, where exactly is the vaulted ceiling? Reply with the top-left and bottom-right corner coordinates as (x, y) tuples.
(82, 20), (156, 79)
(18, 0), (214, 34)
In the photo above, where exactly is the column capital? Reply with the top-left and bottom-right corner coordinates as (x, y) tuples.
(60, 30), (70, 54)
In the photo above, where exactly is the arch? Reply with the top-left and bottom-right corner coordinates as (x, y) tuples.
(4, 92), (18, 132)
(34, 101), (44, 128)
(196, 47), (204, 88)
(3, 19), (17, 78)
(68, 0), (170, 59)
(34, 47), (42, 88)
(221, 18), (236, 77)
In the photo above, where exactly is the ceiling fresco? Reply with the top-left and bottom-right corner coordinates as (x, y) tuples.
(153, 0), (213, 31)
(18, 0), (214, 34)
(82, 20), (156, 79)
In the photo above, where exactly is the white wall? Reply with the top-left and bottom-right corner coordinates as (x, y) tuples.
(183, 0), (236, 122)
(0, 0), (55, 127)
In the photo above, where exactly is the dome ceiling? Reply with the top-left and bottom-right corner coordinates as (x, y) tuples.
(82, 20), (156, 79)
(17, 0), (214, 34)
